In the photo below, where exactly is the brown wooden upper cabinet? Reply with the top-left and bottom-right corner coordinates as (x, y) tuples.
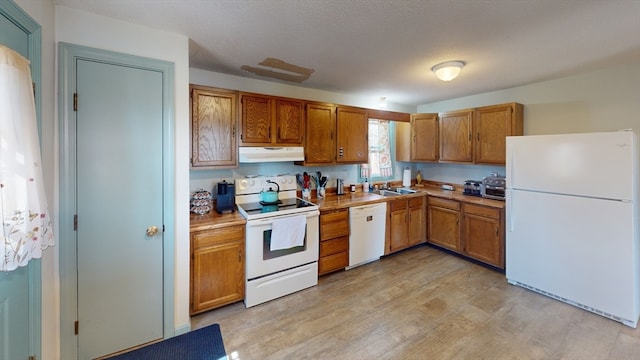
(396, 113), (439, 162)
(438, 109), (474, 163)
(239, 92), (304, 146)
(302, 102), (336, 165)
(190, 85), (238, 168)
(411, 113), (439, 162)
(474, 103), (523, 165)
(336, 106), (369, 163)
(298, 104), (368, 165)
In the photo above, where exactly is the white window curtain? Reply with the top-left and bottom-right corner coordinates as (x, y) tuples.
(0, 44), (54, 272)
(362, 119), (393, 179)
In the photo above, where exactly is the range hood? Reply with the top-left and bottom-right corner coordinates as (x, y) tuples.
(239, 146), (304, 163)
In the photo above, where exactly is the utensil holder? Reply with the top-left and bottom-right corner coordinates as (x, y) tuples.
(302, 188), (311, 199)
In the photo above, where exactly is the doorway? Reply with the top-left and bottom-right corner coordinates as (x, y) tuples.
(59, 43), (175, 359)
(0, 1), (42, 360)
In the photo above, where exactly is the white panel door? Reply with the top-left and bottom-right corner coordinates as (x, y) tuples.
(76, 59), (164, 359)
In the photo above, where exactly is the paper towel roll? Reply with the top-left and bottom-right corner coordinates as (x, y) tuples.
(402, 168), (411, 187)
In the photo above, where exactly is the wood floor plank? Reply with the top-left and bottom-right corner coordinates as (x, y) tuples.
(192, 245), (640, 359)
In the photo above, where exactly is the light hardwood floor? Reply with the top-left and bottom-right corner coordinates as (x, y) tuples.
(192, 245), (640, 359)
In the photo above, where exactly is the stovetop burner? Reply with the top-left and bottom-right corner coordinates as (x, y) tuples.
(238, 198), (315, 216)
(259, 200), (282, 206)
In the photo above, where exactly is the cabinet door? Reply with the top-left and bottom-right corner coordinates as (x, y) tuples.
(240, 94), (272, 144)
(474, 103), (523, 165)
(336, 106), (368, 163)
(411, 113), (438, 162)
(191, 86), (238, 168)
(463, 204), (504, 268)
(407, 197), (426, 246)
(388, 200), (408, 253)
(304, 102), (336, 164)
(439, 109), (473, 163)
(428, 198), (461, 251)
(275, 98), (304, 144)
(190, 226), (245, 314)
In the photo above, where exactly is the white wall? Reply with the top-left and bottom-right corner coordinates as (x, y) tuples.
(413, 61), (640, 184)
(418, 61), (640, 135)
(55, 4), (192, 339)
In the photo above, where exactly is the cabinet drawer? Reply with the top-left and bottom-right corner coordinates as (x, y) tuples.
(319, 251), (349, 275)
(464, 203), (501, 219)
(320, 209), (350, 240)
(320, 236), (349, 256)
(408, 196), (424, 208)
(321, 208), (349, 223)
(428, 196), (460, 210)
(192, 225), (245, 250)
(389, 199), (406, 212)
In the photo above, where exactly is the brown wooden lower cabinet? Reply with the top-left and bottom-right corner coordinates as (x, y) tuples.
(319, 208), (350, 275)
(427, 197), (461, 252)
(190, 224), (245, 315)
(387, 195), (427, 254)
(462, 203), (504, 269)
(427, 196), (505, 269)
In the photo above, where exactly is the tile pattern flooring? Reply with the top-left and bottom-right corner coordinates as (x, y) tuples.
(192, 245), (640, 359)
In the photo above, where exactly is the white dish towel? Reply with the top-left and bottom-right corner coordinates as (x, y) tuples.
(270, 215), (307, 251)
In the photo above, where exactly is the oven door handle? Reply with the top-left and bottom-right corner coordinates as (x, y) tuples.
(246, 210), (319, 227)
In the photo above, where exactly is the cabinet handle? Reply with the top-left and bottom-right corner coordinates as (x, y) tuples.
(477, 132), (480, 141)
(468, 129), (471, 142)
(496, 226), (499, 236)
(268, 127), (271, 139)
(232, 124), (236, 138)
(413, 134), (416, 143)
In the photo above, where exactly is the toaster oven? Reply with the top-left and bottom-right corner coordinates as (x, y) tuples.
(482, 173), (506, 200)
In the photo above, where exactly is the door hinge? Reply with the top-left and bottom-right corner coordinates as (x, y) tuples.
(74, 214), (78, 231)
(163, 225), (165, 232)
(74, 321), (79, 335)
(73, 93), (78, 111)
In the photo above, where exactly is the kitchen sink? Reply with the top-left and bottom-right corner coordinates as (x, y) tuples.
(395, 188), (417, 195)
(372, 189), (401, 196)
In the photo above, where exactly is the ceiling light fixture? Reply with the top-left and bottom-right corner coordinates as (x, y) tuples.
(432, 61), (465, 82)
(379, 97), (387, 109)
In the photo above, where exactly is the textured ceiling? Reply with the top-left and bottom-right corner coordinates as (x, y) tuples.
(54, 0), (640, 106)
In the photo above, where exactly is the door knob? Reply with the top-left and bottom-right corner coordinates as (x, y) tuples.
(146, 226), (159, 237)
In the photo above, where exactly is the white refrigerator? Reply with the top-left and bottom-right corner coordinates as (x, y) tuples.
(506, 130), (640, 328)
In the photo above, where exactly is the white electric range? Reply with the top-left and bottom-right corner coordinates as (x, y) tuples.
(235, 175), (319, 307)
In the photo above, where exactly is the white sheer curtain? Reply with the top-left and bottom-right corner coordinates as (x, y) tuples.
(0, 44), (54, 271)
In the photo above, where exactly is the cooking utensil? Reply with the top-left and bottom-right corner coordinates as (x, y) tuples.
(261, 179), (280, 203)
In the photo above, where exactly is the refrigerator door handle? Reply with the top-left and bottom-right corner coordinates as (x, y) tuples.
(507, 189), (514, 232)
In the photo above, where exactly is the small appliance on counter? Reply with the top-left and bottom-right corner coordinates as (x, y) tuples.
(336, 178), (345, 195)
(191, 189), (212, 215)
(463, 180), (483, 197)
(482, 173), (506, 200)
(216, 180), (235, 214)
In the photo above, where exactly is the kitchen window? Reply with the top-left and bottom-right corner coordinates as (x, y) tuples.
(361, 119), (394, 181)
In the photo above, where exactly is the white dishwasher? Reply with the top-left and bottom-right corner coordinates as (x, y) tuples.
(347, 202), (387, 269)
